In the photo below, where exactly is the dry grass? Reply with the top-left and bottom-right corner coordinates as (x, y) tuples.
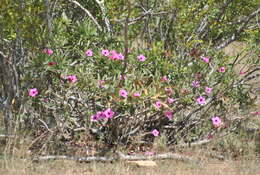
(0, 156), (260, 175)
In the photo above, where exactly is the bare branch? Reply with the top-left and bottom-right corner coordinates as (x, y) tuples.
(215, 8), (260, 50)
(95, 0), (112, 33)
(31, 152), (200, 164)
(69, 0), (102, 31)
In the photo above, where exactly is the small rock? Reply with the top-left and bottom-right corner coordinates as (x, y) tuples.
(126, 160), (157, 167)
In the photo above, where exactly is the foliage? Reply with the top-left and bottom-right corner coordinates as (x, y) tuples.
(0, 0), (259, 155)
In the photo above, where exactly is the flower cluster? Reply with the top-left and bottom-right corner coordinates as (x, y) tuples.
(101, 49), (124, 60)
(65, 75), (78, 83)
(91, 108), (115, 122)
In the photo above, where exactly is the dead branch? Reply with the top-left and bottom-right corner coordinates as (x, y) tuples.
(94, 0), (112, 33)
(0, 134), (15, 138)
(31, 151), (200, 164)
(116, 151), (199, 163)
(215, 8), (260, 50)
(176, 139), (212, 148)
(69, 0), (102, 31)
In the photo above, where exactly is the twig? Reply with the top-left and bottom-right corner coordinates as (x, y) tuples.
(0, 134), (15, 138)
(116, 151), (200, 164)
(176, 139), (212, 148)
(95, 0), (112, 33)
(69, 0), (102, 31)
(31, 151), (200, 164)
(122, 0), (131, 75)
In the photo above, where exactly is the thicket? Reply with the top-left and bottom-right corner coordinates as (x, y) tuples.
(0, 0), (259, 155)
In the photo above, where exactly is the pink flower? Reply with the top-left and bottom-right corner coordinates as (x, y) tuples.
(219, 66), (226, 73)
(101, 49), (110, 56)
(162, 75), (169, 82)
(119, 74), (126, 80)
(117, 53), (125, 60)
(44, 48), (53, 56)
(108, 50), (118, 60)
(29, 88), (39, 97)
(164, 110), (173, 120)
(119, 89), (128, 98)
(103, 108), (114, 119)
(196, 96), (206, 105)
(205, 87), (212, 94)
(201, 56), (209, 63)
(66, 75), (77, 83)
(85, 49), (93, 56)
(165, 87), (173, 94)
(251, 111), (260, 116)
(91, 114), (99, 122)
(154, 100), (162, 109)
(211, 116), (222, 128)
(145, 151), (155, 156)
(152, 129), (159, 137)
(207, 134), (213, 139)
(167, 97), (175, 104)
(192, 80), (200, 88)
(239, 71), (246, 75)
(133, 92), (141, 97)
(137, 54), (146, 62)
(96, 111), (105, 119)
(48, 62), (57, 66)
(98, 80), (105, 88)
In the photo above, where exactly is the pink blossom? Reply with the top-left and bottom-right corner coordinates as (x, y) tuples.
(98, 80), (105, 88)
(117, 53), (125, 60)
(29, 88), (39, 97)
(44, 48), (53, 56)
(133, 92), (141, 97)
(196, 96), (206, 105)
(165, 88), (173, 95)
(91, 114), (99, 122)
(108, 50), (118, 60)
(251, 111), (260, 116)
(192, 80), (200, 88)
(48, 62), (57, 66)
(207, 134), (213, 139)
(154, 100), (162, 109)
(137, 54), (146, 62)
(211, 116), (222, 128)
(165, 87), (173, 94)
(219, 66), (226, 73)
(145, 151), (155, 156)
(201, 56), (209, 63)
(164, 110), (173, 120)
(239, 70), (246, 75)
(205, 87), (212, 94)
(103, 108), (114, 119)
(66, 75), (77, 83)
(101, 49), (110, 56)
(85, 49), (93, 56)
(167, 97), (175, 104)
(119, 74), (126, 80)
(152, 129), (159, 137)
(119, 89), (128, 98)
(96, 111), (106, 119)
(162, 75), (169, 82)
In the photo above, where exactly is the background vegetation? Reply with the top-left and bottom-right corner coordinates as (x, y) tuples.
(0, 0), (259, 165)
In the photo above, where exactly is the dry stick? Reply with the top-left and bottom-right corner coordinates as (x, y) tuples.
(215, 8), (260, 50)
(31, 151), (200, 164)
(0, 134), (15, 138)
(95, 0), (112, 33)
(69, 0), (102, 31)
(122, 0), (131, 75)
